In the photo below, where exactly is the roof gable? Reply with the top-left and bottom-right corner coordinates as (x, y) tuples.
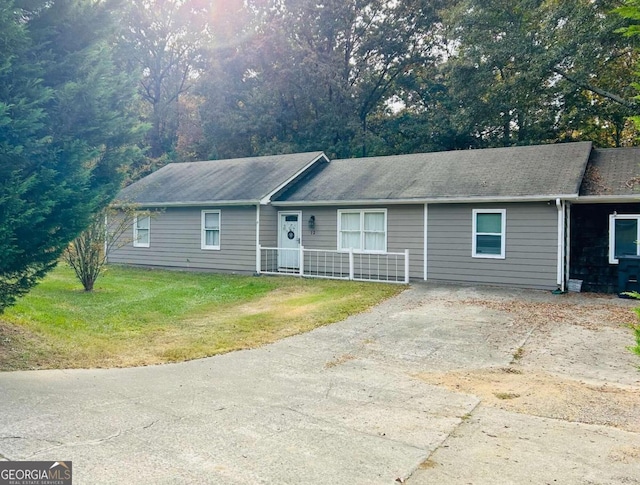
(116, 152), (327, 206)
(276, 142), (593, 204)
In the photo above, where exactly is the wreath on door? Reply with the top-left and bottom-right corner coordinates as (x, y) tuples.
(287, 230), (295, 240)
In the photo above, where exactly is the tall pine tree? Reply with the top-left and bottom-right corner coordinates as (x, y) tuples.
(0, 0), (141, 311)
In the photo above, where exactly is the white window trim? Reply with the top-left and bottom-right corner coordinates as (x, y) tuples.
(608, 213), (640, 264)
(201, 210), (221, 250)
(133, 215), (150, 248)
(472, 209), (506, 259)
(337, 209), (387, 253)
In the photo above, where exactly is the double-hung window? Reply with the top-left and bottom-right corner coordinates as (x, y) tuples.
(338, 209), (386, 253)
(133, 215), (150, 248)
(472, 209), (506, 259)
(201, 210), (221, 250)
(609, 214), (640, 264)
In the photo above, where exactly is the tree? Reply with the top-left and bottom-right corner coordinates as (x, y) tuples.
(0, 0), (141, 312)
(194, 0), (639, 159)
(196, 0), (444, 159)
(0, 0), (49, 311)
(615, 0), (640, 130)
(439, 0), (639, 147)
(116, 0), (213, 172)
(63, 206), (147, 292)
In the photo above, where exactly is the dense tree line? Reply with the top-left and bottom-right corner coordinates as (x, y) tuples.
(37, 0), (640, 165)
(191, 0), (640, 159)
(3, 0), (640, 308)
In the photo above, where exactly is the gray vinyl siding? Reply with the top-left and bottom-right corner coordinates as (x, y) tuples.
(259, 205), (278, 247)
(108, 206), (258, 273)
(388, 205), (424, 280)
(427, 203), (558, 290)
(285, 205), (425, 280)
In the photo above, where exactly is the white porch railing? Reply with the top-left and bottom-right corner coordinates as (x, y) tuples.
(258, 245), (409, 284)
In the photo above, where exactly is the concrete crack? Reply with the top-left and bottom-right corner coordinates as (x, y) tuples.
(1, 436), (63, 446)
(17, 418), (159, 460)
(279, 405), (428, 452)
(142, 420), (158, 430)
(510, 325), (537, 365)
(325, 379), (334, 398)
(23, 431), (122, 459)
(403, 399), (483, 484)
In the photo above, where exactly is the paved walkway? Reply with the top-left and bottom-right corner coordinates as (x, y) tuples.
(1, 284), (639, 484)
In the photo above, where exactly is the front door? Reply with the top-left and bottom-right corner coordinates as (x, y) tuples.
(278, 212), (301, 269)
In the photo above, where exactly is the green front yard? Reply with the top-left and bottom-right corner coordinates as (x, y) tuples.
(0, 265), (403, 371)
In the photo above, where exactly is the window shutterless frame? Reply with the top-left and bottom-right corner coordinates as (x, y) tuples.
(608, 214), (640, 264)
(201, 210), (221, 250)
(133, 215), (150, 248)
(472, 209), (506, 259)
(337, 209), (387, 253)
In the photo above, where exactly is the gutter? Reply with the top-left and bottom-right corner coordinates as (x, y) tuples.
(272, 194), (579, 207)
(111, 199), (261, 208)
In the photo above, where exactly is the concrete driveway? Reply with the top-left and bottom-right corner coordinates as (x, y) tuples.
(1, 284), (639, 484)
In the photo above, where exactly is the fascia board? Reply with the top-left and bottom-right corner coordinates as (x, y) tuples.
(259, 152), (329, 205)
(272, 194), (579, 207)
(111, 200), (260, 208)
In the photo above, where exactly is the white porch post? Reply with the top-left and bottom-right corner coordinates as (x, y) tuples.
(299, 245), (304, 276)
(255, 204), (261, 274)
(349, 248), (354, 280)
(257, 244), (262, 274)
(404, 249), (410, 284)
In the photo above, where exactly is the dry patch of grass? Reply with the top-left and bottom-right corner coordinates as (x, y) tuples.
(0, 324), (56, 371)
(417, 367), (640, 433)
(0, 265), (403, 370)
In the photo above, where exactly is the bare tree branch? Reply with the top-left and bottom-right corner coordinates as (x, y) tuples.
(552, 67), (637, 109)
(63, 205), (154, 291)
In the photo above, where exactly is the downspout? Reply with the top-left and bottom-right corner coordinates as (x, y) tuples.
(555, 198), (566, 291)
(424, 203), (428, 281)
(255, 204), (261, 274)
(565, 203), (571, 288)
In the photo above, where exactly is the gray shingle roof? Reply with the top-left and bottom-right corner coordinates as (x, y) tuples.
(116, 152), (326, 205)
(580, 147), (640, 197)
(276, 142), (593, 203)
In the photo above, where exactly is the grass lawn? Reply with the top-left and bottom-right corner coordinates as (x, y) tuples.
(0, 265), (403, 371)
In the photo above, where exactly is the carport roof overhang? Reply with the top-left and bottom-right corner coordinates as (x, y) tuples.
(572, 195), (640, 204)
